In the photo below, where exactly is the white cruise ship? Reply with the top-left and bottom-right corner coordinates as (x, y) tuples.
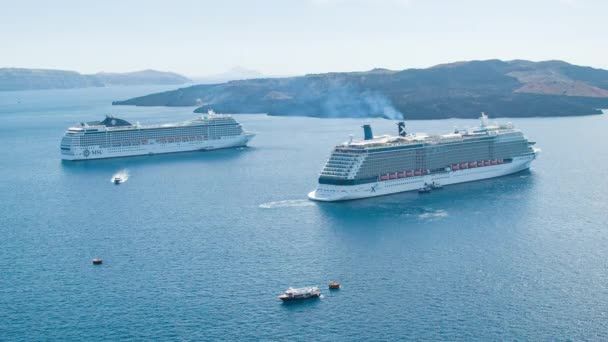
(60, 111), (255, 160)
(309, 113), (540, 201)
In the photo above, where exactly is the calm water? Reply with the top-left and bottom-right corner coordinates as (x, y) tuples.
(1, 86), (607, 341)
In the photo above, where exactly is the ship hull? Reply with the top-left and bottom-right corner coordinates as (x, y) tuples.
(279, 293), (321, 302)
(61, 133), (254, 161)
(308, 152), (537, 202)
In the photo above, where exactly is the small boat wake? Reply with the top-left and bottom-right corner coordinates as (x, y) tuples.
(418, 209), (448, 220)
(259, 199), (315, 209)
(111, 169), (129, 184)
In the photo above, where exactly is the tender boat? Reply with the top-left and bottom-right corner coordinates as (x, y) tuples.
(113, 176), (122, 184)
(328, 281), (341, 289)
(430, 181), (443, 189)
(418, 185), (432, 194)
(278, 287), (321, 301)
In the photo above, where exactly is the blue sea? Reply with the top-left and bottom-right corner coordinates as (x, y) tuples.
(1, 86), (607, 341)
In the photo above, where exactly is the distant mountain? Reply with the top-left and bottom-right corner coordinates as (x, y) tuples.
(112, 60), (608, 119)
(191, 67), (265, 84)
(0, 68), (191, 91)
(92, 70), (190, 86)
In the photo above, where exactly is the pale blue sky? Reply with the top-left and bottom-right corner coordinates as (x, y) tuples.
(1, 0), (606, 76)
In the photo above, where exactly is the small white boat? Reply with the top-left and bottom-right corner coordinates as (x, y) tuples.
(111, 170), (129, 184)
(278, 287), (321, 301)
(418, 184), (432, 194)
(430, 181), (443, 189)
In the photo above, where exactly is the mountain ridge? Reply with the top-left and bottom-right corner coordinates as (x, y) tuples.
(112, 60), (608, 119)
(0, 68), (191, 91)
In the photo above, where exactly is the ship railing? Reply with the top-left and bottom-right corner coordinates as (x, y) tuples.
(323, 167), (352, 173)
(330, 160), (357, 164)
(86, 117), (236, 131)
(321, 171), (349, 177)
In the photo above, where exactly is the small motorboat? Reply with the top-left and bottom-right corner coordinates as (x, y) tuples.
(418, 185), (432, 194)
(278, 287), (321, 302)
(111, 170), (129, 184)
(328, 281), (341, 290)
(430, 182), (443, 189)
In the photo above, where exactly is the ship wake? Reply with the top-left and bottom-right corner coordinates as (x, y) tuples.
(417, 209), (448, 220)
(259, 199), (315, 209)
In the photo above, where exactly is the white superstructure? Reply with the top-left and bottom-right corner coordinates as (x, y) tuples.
(60, 111), (255, 161)
(309, 113), (540, 202)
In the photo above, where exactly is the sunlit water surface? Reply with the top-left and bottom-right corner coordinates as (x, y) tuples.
(1, 87), (607, 340)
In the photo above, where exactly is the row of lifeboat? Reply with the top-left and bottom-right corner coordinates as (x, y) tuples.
(379, 169), (430, 181)
(112, 135), (205, 147)
(377, 159), (505, 181)
(157, 136), (205, 143)
(451, 159), (504, 170)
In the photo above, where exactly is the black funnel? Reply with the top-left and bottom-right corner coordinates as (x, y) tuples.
(397, 122), (406, 137)
(362, 124), (373, 140)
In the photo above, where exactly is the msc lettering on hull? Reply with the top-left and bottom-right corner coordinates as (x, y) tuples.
(83, 149), (102, 157)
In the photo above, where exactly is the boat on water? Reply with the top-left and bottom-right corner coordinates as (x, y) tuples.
(60, 110), (255, 161)
(430, 181), (443, 189)
(308, 113), (540, 201)
(328, 281), (341, 289)
(278, 287), (321, 301)
(111, 170), (129, 184)
(418, 185), (432, 194)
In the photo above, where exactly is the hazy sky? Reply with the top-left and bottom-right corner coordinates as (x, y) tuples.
(1, 0), (606, 76)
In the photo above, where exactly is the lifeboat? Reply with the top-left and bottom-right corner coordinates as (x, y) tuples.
(406, 171), (413, 177)
(389, 173), (398, 179)
(460, 163), (468, 169)
(452, 165), (460, 170)
(484, 161), (491, 166)
(497, 159), (504, 164)
(469, 162), (477, 167)
(491, 160), (497, 165)
(380, 175), (390, 181)
(398, 172), (406, 178)
(414, 170), (422, 176)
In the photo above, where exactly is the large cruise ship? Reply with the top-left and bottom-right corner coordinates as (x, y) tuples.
(308, 113), (540, 201)
(60, 111), (255, 160)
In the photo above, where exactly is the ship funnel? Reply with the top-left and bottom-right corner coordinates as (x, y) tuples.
(362, 124), (373, 140)
(397, 122), (406, 137)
